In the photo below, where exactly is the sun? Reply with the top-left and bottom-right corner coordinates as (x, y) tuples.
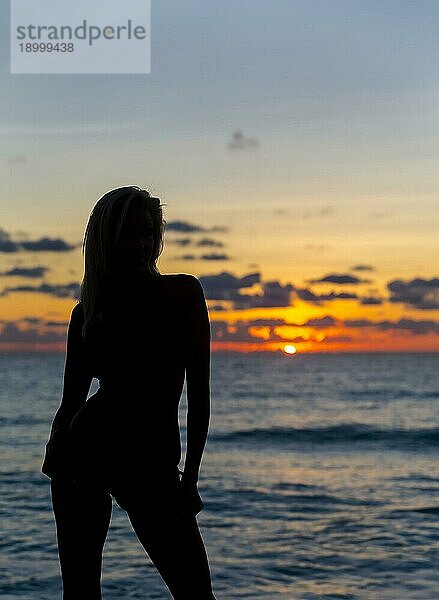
(283, 344), (297, 355)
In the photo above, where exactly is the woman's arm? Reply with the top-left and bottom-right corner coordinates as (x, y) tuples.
(42, 303), (93, 478)
(48, 303), (93, 439)
(182, 275), (211, 485)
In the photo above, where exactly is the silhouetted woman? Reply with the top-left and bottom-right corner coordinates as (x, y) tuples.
(42, 186), (216, 599)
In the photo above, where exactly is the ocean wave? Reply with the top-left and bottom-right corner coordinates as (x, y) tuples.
(211, 423), (439, 449)
(0, 416), (44, 426)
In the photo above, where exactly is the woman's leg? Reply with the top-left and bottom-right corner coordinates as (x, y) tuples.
(126, 507), (216, 599)
(50, 477), (113, 600)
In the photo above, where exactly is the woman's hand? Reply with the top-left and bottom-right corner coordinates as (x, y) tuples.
(179, 479), (204, 516)
(41, 428), (72, 479)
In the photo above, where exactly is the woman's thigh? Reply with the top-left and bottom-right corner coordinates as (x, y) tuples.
(127, 508), (215, 599)
(111, 472), (215, 598)
(50, 477), (113, 590)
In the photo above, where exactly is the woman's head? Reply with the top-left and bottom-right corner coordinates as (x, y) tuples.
(79, 186), (166, 339)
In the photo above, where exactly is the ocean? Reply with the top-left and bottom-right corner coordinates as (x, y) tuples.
(1, 351), (438, 599)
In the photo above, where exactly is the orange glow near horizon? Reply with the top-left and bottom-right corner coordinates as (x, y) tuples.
(0, 292), (439, 354)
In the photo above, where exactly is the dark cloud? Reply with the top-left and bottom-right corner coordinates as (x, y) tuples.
(44, 320), (69, 327)
(359, 296), (383, 305)
(211, 320), (285, 344)
(210, 304), (227, 311)
(0, 322), (65, 345)
(232, 280), (294, 309)
(343, 317), (439, 335)
(166, 221), (208, 233)
(196, 238), (224, 248)
(301, 315), (337, 328)
(0, 282), (80, 299)
(309, 273), (371, 285)
(246, 318), (285, 327)
(166, 221), (228, 234)
(20, 238), (78, 252)
(199, 271), (260, 300)
(319, 335), (353, 343)
(295, 287), (358, 304)
(0, 227), (20, 252)
(19, 317), (69, 328)
(351, 264), (375, 272)
(1, 266), (49, 278)
(387, 277), (439, 310)
(176, 252), (230, 261)
(343, 319), (374, 328)
(209, 314), (340, 345)
(200, 253), (230, 261)
(227, 130), (259, 151)
(168, 238), (192, 246)
(0, 227), (77, 253)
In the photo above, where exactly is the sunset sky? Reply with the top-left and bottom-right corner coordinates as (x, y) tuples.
(1, 0), (438, 353)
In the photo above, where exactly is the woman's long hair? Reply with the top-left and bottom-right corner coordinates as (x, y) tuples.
(79, 185), (167, 342)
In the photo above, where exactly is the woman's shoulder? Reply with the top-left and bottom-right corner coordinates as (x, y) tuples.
(71, 301), (84, 318)
(163, 273), (202, 294)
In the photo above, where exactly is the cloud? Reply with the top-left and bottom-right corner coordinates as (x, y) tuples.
(295, 287), (358, 304)
(199, 274), (293, 309)
(0, 281), (80, 299)
(0, 227), (77, 253)
(301, 315), (337, 328)
(166, 221), (208, 233)
(200, 253), (230, 261)
(351, 264), (375, 272)
(227, 130), (259, 150)
(359, 296), (383, 305)
(211, 319), (287, 344)
(196, 238), (224, 248)
(235, 280), (295, 309)
(309, 273), (371, 285)
(319, 335), (354, 343)
(177, 252), (231, 260)
(166, 237), (192, 246)
(387, 277), (439, 310)
(209, 314), (340, 345)
(19, 238), (78, 252)
(343, 317), (439, 335)
(199, 271), (260, 300)
(0, 322), (65, 345)
(1, 266), (49, 278)
(246, 318), (286, 327)
(166, 221), (228, 234)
